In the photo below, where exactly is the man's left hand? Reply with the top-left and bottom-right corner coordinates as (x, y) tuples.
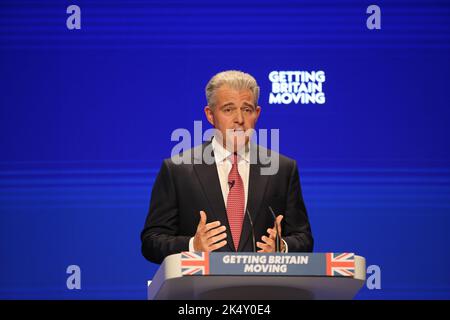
(256, 215), (285, 252)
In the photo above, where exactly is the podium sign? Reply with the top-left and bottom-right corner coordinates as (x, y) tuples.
(148, 252), (366, 300)
(181, 252), (357, 277)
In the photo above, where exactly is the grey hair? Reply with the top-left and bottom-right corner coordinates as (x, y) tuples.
(205, 70), (260, 109)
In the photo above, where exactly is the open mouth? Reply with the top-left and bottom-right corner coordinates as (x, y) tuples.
(232, 129), (245, 137)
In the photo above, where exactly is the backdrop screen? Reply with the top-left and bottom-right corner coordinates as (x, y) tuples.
(0, 0), (449, 299)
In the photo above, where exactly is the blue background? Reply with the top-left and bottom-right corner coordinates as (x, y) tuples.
(0, 0), (449, 299)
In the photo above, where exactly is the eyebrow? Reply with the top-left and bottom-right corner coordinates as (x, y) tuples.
(220, 102), (255, 109)
(242, 102), (255, 108)
(221, 102), (235, 108)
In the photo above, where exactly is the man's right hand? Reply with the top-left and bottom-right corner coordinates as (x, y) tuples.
(193, 211), (227, 252)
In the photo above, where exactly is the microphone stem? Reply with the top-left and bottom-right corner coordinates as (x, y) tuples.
(275, 233), (281, 253)
(246, 209), (256, 253)
(269, 206), (281, 253)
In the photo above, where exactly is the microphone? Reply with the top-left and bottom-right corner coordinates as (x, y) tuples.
(268, 206), (281, 252)
(228, 180), (235, 189)
(246, 208), (256, 253)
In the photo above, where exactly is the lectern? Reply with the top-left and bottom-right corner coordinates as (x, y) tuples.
(147, 252), (366, 300)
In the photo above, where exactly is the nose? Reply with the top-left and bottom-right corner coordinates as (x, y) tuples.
(234, 109), (244, 125)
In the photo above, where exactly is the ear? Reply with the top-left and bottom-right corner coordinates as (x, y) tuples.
(204, 106), (215, 127)
(255, 106), (261, 120)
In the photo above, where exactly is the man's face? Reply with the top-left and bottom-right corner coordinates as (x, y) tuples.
(205, 85), (261, 152)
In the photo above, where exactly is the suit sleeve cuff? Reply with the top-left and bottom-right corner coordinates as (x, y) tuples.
(189, 237), (195, 251)
(282, 239), (288, 253)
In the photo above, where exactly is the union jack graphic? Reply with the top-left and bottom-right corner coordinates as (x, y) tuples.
(180, 252), (210, 276)
(326, 253), (355, 277)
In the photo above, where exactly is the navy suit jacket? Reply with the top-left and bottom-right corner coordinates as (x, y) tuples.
(141, 141), (313, 264)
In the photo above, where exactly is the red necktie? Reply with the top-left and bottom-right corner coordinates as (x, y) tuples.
(226, 153), (245, 251)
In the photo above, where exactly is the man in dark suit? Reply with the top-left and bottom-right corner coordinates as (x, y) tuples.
(141, 70), (313, 264)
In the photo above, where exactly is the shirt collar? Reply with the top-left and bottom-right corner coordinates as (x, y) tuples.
(211, 136), (251, 163)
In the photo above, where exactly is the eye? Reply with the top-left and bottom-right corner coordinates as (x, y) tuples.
(223, 108), (232, 113)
